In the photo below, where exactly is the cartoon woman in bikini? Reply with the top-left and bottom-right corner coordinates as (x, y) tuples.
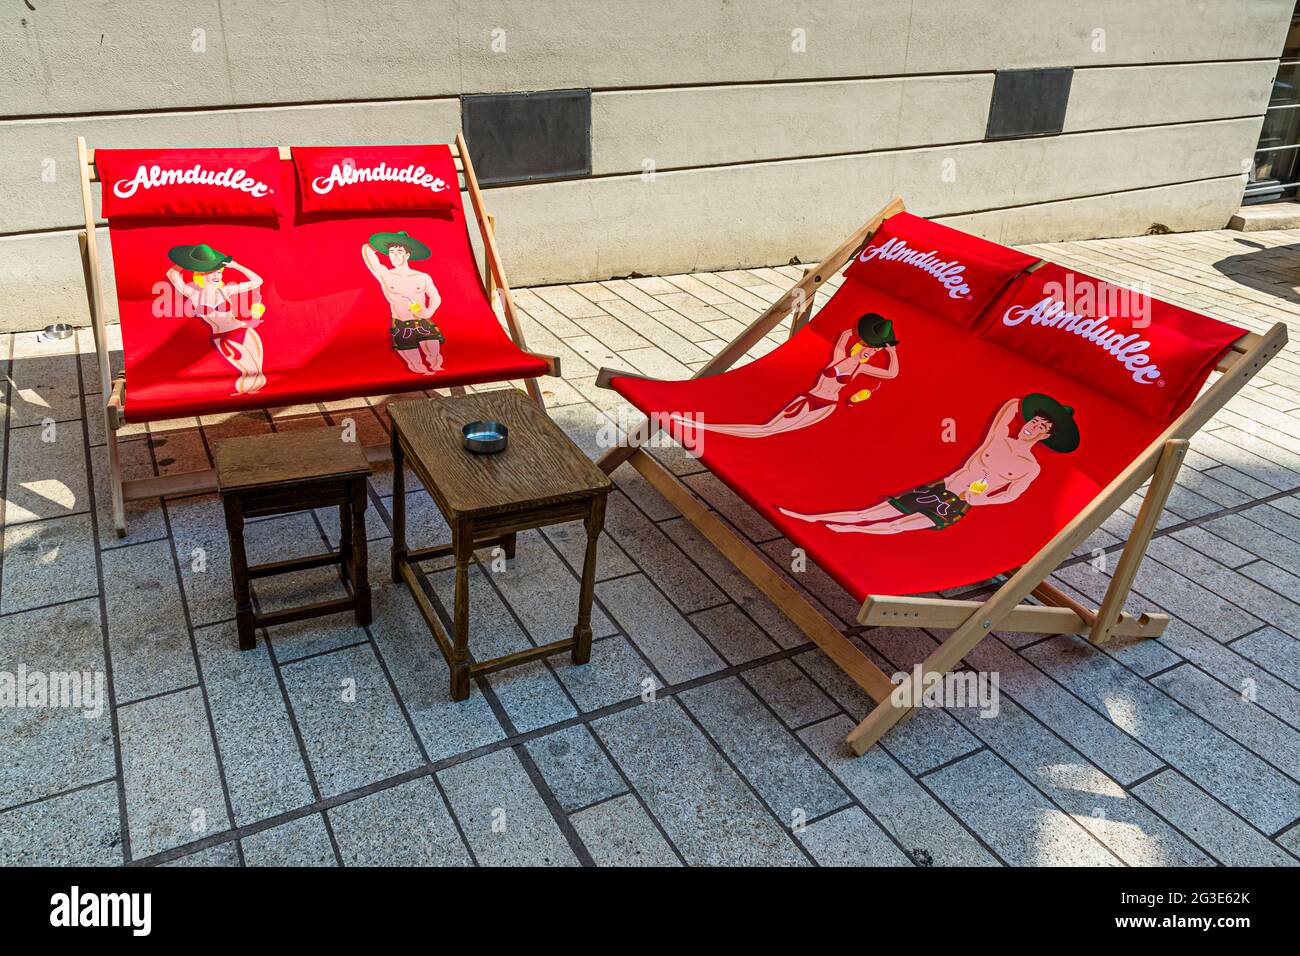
(672, 313), (900, 439)
(165, 244), (267, 395)
(780, 393), (1080, 535)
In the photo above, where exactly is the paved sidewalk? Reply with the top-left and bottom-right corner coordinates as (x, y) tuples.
(1, 229), (1299, 866)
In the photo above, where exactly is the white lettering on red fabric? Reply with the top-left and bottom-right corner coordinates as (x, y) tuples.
(1001, 296), (1163, 384)
(311, 162), (448, 195)
(858, 237), (972, 299)
(113, 165), (272, 199)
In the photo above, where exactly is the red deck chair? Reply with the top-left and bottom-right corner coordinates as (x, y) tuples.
(596, 199), (1287, 756)
(76, 135), (558, 536)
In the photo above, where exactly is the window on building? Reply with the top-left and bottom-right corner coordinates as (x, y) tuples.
(1247, 4), (1300, 203)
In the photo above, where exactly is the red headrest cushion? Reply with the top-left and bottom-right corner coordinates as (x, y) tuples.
(96, 148), (284, 220)
(844, 212), (1036, 326)
(980, 263), (1246, 422)
(291, 144), (456, 214)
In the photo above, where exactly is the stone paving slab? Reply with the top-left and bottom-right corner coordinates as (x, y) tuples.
(550, 634), (662, 713)
(101, 540), (197, 705)
(596, 573), (725, 684)
(117, 686), (231, 859)
(426, 562), (579, 734)
(366, 576), (506, 762)
(1, 513), (98, 615)
(678, 676), (850, 823)
(800, 715), (999, 866)
(161, 842), (241, 867)
(857, 627), (985, 774)
(740, 659), (839, 729)
(279, 644), (425, 799)
(240, 813), (337, 867)
(1233, 626), (1300, 688)
(0, 780), (123, 866)
(437, 748), (578, 867)
(689, 603), (782, 665)
(524, 724), (627, 813)
(594, 698), (809, 866)
(923, 749), (1121, 867)
(970, 636), (1168, 786)
(328, 777), (471, 867)
(1025, 636), (1300, 834)
(604, 492), (726, 611)
(3, 422), (89, 526)
(662, 516), (807, 648)
(947, 698), (1211, 866)
(193, 622), (316, 826)
(3, 229), (1300, 865)
(797, 805), (913, 866)
(0, 598), (114, 808)
(569, 793), (682, 866)
(1131, 770), (1297, 867)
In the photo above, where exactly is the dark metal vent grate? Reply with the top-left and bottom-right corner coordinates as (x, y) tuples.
(985, 69), (1073, 140)
(461, 89), (592, 186)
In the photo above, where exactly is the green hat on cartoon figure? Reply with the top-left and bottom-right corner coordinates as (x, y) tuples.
(1020, 392), (1080, 453)
(856, 313), (899, 348)
(368, 231), (430, 260)
(167, 243), (232, 272)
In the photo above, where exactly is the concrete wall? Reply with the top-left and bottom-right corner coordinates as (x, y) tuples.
(0, 0), (1291, 331)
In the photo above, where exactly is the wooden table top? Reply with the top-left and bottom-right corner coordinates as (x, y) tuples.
(214, 427), (371, 493)
(388, 390), (612, 519)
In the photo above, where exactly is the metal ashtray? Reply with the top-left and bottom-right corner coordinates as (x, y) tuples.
(462, 420), (509, 454)
(40, 323), (74, 342)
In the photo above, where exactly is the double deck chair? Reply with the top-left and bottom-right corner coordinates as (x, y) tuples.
(76, 134), (558, 536)
(596, 200), (1287, 756)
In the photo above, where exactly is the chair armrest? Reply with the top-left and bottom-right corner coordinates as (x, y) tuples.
(525, 351), (562, 377)
(595, 366), (650, 389)
(106, 376), (126, 430)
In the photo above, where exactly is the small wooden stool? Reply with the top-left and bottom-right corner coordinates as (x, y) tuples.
(388, 390), (612, 700)
(214, 428), (372, 650)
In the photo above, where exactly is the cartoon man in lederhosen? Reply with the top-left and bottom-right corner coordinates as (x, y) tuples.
(780, 393), (1079, 534)
(361, 231), (444, 375)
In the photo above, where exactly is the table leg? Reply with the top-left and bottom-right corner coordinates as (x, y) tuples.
(502, 532), (517, 561)
(339, 501), (353, 585)
(451, 524), (472, 700)
(571, 495), (606, 665)
(390, 427), (406, 584)
(223, 495), (256, 651)
(351, 477), (372, 627)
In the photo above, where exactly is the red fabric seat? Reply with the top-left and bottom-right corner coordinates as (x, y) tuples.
(612, 215), (1243, 600)
(99, 147), (547, 424)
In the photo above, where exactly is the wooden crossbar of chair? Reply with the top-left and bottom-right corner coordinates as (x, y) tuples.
(593, 195), (1289, 757)
(76, 133), (557, 536)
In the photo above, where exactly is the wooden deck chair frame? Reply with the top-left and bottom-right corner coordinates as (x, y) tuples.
(594, 196), (1289, 756)
(76, 132), (558, 537)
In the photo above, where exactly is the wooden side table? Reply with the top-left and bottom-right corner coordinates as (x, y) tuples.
(388, 390), (613, 700)
(214, 428), (372, 650)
